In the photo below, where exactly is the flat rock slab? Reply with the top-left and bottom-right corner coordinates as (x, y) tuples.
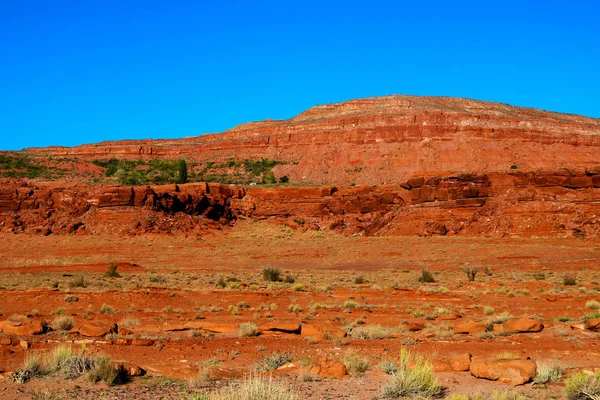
(470, 357), (536, 385)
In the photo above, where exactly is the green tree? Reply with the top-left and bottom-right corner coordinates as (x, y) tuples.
(177, 159), (188, 184)
(262, 171), (276, 184)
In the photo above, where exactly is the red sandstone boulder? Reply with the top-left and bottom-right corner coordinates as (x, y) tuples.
(470, 357), (536, 385)
(454, 321), (487, 334)
(503, 319), (543, 333)
(78, 321), (116, 337)
(309, 358), (348, 378)
(0, 315), (44, 336)
(405, 318), (427, 332)
(585, 318), (600, 332)
(449, 353), (472, 372)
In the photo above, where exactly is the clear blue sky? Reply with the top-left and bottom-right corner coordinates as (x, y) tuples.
(1, 1), (599, 150)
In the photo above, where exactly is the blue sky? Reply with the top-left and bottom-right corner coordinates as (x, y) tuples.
(1, 1), (599, 150)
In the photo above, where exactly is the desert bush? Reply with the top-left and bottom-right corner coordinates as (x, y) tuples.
(565, 371), (600, 400)
(209, 376), (299, 400)
(342, 350), (370, 374)
(262, 268), (281, 282)
(461, 266), (479, 282)
(343, 300), (359, 309)
(533, 272), (546, 280)
(533, 362), (563, 384)
(86, 355), (123, 386)
(239, 322), (259, 337)
(380, 349), (442, 399)
(377, 361), (399, 375)
(64, 294), (78, 303)
(106, 263), (121, 278)
(491, 391), (526, 400)
(347, 325), (393, 340)
(563, 274), (577, 286)
(119, 318), (140, 326)
(99, 304), (116, 314)
(354, 276), (365, 284)
(254, 352), (293, 372)
(292, 283), (305, 291)
(54, 316), (75, 331)
(54, 306), (66, 315)
(237, 301), (250, 309)
(10, 353), (46, 383)
(418, 269), (435, 283)
(586, 300), (600, 310)
(484, 306), (495, 315)
(215, 277), (227, 289)
(69, 276), (86, 288)
(62, 355), (94, 379)
(447, 395), (483, 400)
(284, 274), (295, 284)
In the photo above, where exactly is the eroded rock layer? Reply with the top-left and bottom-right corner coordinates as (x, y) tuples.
(2, 167), (600, 237)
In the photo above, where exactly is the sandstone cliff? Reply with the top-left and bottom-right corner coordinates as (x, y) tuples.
(25, 95), (600, 185)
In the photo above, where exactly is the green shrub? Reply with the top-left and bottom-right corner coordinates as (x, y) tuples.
(563, 274), (577, 286)
(9, 353), (44, 383)
(347, 325), (393, 340)
(106, 263), (120, 278)
(215, 277), (227, 289)
(262, 268), (281, 282)
(69, 276), (86, 288)
(284, 274), (295, 284)
(254, 352), (293, 372)
(99, 304), (116, 314)
(86, 356), (123, 386)
(380, 349), (441, 399)
(354, 276), (365, 284)
(54, 316), (75, 331)
(239, 322), (259, 337)
(565, 371), (600, 400)
(533, 362), (563, 384)
(342, 350), (369, 374)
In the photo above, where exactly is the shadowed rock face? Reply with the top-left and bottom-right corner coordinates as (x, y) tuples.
(25, 95), (600, 185)
(2, 165), (600, 237)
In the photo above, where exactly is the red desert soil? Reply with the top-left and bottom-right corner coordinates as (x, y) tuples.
(1, 95), (600, 399)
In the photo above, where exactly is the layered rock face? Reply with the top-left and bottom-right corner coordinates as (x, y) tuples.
(26, 95), (600, 185)
(2, 166), (600, 237)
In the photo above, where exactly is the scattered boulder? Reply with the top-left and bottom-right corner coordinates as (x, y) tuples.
(116, 362), (145, 376)
(503, 319), (543, 333)
(0, 315), (44, 336)
(405, 318), (427, 332)
(585, 318), (600, 332)
(0, 338), (11, 346)
(78, 321), (116, 337)
(431, 359), (452, 372)
(449, 352), (472, 372)
(454, 321), (487, 334)
(309, 357), (348, 378)
(470, 357), (536, 385)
